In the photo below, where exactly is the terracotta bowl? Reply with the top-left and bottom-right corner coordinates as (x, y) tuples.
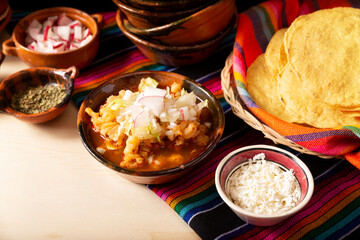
(2, 7), (104, 70)
(0, 66), (78, 123)
(215, 145), (314, 226)
(122, 0), (236, 46)
(77, 71), (225, 184)
(113, 0), (215, 29)
(124, 0), (208, 11)
(116, 10), (236, 66)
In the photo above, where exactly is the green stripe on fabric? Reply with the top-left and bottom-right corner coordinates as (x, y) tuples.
(341, 126), (360, 138)
(174, 184), (217, 214)
(100, 26), (121, 37)
(179, 191), (219, 218)
(301, 188), (360, 240)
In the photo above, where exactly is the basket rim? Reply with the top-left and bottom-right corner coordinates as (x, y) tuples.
(221, 52), (336, 159)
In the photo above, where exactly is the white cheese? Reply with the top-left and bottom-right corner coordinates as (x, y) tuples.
(227, 153), (301, 215)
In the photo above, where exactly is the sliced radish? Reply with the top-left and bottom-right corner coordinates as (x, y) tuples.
(28, 19), (42, 31)
(73, 26), (82, 42)
(43, 25), (50, 41)
(68, 20), (81, 28)
(57, 26), (71, 41)
(180, 107), (190, 121)
(27, 41), (37, 51)
(57, 13), (73, 26)
(28, 27), (41, 40)
(35, 34), (44, 42)
(80, 35), (93, 47)
(83, 28), (90, 38)
(70, 42), (80, 50)
(25, 14), (93, 53)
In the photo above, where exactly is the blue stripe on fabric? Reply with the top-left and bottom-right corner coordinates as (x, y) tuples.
(183, 195), (224, 223)
(179, 191), (219, 219)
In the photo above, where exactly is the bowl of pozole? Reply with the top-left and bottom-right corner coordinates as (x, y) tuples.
(77, 71), (224, 184)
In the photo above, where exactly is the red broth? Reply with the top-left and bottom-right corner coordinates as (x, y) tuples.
(88, 122), (211, 171)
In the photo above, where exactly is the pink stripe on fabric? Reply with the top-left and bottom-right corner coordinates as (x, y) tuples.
(101, 12), (116, 21)
(75, 51), (146, 86)
(299, 2), (312, 15)
(204, 80), (222, 93)
(259, 170), (360, 240)
(312, 144), (348, 156)
(233, 55), (246, 78)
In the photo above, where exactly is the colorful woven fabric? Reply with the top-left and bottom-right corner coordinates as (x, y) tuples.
(233, 0), (360, 169)
(8, 1), (360, 239)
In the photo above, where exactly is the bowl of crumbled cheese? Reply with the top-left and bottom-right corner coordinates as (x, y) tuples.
(215, 144), (314, 227)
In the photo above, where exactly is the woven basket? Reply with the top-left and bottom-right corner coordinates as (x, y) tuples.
(221, 53), (334, 159)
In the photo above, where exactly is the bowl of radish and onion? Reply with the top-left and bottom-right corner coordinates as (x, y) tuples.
(215, 145), (314, 226)
(2, 7), (103, 70)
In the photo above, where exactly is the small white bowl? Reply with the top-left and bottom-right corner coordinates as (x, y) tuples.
(215, 144), (314, 227)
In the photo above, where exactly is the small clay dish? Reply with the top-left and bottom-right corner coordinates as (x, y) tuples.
(0, 66), (78, 123)
(113, 0), (214, 29)
(122, 0), (236, 46)
(2, 7), (104, 70)
(78, 70), (225, 184)
(116, 10), (237, 66)
(124, 0), (207, 11)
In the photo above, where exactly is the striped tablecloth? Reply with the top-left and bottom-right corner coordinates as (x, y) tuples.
(8, 1), (360, 239)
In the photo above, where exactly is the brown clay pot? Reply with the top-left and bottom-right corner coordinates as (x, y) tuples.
(2, 7), (104, 70)
(124, 0), (208, 11)
(0, 66), (78, 123)
(113, 0), (215, 29)
(122, 0), (237, 46)
(116, 10), (237, 66)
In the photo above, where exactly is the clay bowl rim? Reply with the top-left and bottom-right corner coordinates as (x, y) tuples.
(77, 70), (225, 179)
(116, 9), (237, 51)
(126, 0), (207, 6)
(0, 66), (78, 120)
(9, 7), (100, 56)
(113, 0), (217, 17)
(123, 0), (235, 37)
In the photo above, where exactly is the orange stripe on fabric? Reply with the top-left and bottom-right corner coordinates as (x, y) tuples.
(249, 107), (328, 135)
(346, 152), (360, 170)
(169, 179), (215, 209)
(167, 174), (215, 207)
(234, 14), (263, 66)
(277, 182), (360, 240)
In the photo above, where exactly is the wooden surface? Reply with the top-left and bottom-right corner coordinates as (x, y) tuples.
(0, 32), (200, 240)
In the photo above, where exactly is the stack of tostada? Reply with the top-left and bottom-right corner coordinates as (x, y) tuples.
(247, 7), (360, 128)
